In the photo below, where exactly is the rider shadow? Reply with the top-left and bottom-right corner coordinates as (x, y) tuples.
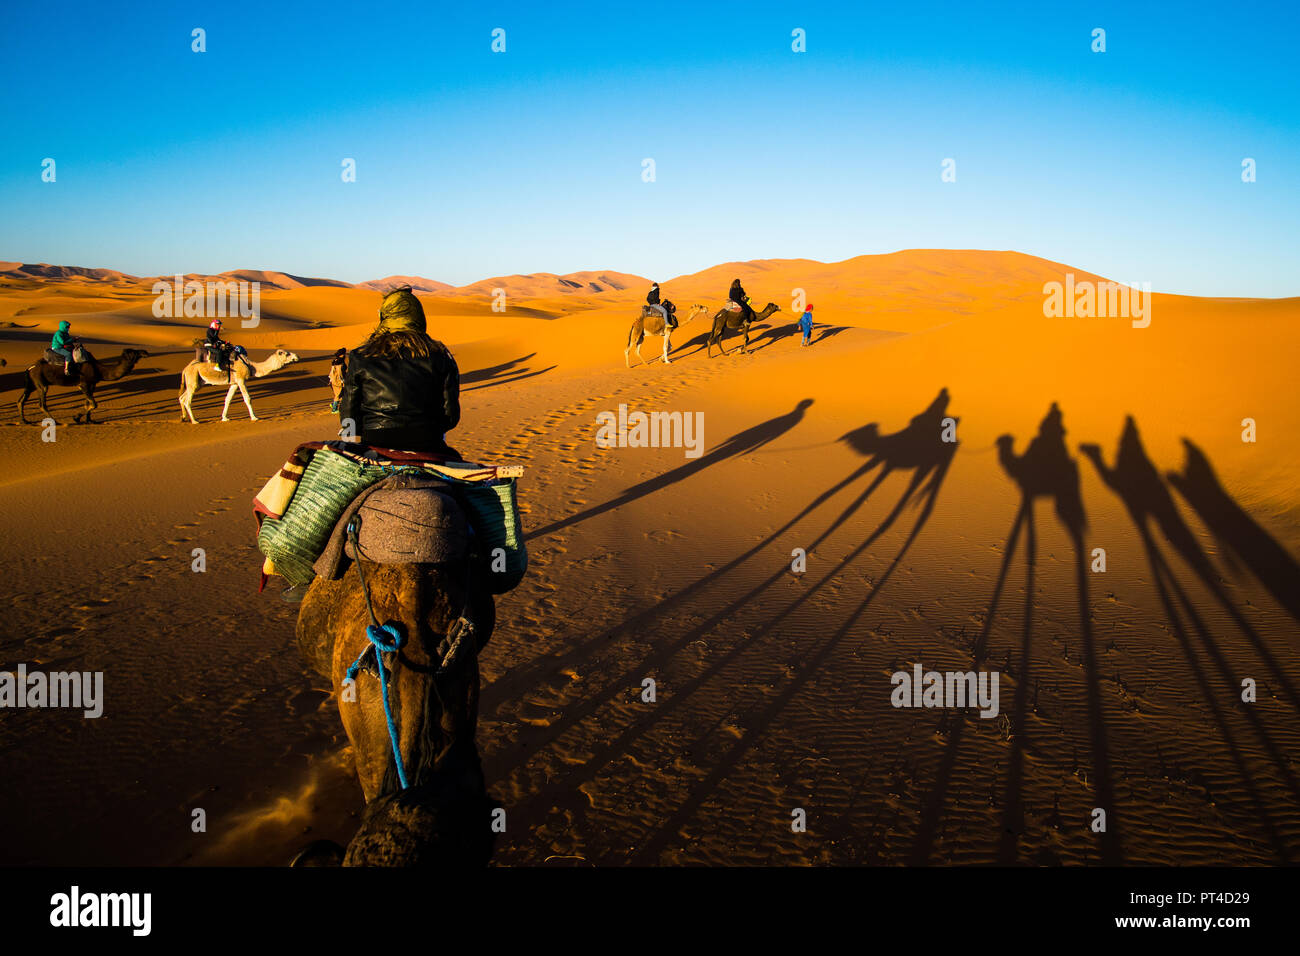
(746, 322), (799, 351)
(624, 390), (959, 863)
(526, 398), (815, 541)
(462, 353), (538, 386)
(1079, 419), (1300, 862)
(494, 389), (955, 714)
(462, 353), (557, 392)
(1081, 418), (1300, 719)
(1166, 438), (1300, 624)
(668, 329), (714, 360)
(908, 403), (1124, 865)
(487, 390), (959, 861)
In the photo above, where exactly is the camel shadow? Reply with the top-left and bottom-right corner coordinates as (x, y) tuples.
(907, 403), (1121, 864)
(1079, 418), (1300, 862)
(462, 353), (556, 392)
(486, 390), (959, 861)
(1166, 439), (1300, 624)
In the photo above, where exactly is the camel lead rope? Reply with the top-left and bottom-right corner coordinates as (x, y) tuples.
(343, 519), (410, 790)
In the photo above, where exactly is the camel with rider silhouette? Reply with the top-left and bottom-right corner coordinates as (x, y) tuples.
(625, 303), (707, 367)
(18, 347), (151, 424)
(707, 302), (781, 357)
(178, 348), (299, 423)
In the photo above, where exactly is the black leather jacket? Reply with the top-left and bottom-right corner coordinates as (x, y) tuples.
(338, 339), (460, 453)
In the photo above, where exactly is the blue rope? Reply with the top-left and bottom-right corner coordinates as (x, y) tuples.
(345, 623), (410, 791)
(343, 518), (410, 790)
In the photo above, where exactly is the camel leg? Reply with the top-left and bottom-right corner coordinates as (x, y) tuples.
(662, 330), (672, 364)
(37, 382), (54, 423)
(221, 383), (238, 421)
(238, 380), (258, 421)
(179, 372), (200, 423)
(626, 328), (644, 368)
(77, 382), (99, 424)
(741, 323), (750, 354)
(625, 324), (639, 367)
(17, 379), (34, 424)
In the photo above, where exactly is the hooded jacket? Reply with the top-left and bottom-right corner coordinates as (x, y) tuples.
(338, 288), (460, 454)
(51, 321), (74, 351)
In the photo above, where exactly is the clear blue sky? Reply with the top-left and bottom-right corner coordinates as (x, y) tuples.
(1, 0), (1297, 295)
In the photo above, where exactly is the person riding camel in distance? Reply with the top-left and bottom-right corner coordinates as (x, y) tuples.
(50, 319), (77, 375)
(338, 286), (462, 458)
(647, 281), (676, 329)
(205, 318), (231, 372)
(729, 278), (755, 325)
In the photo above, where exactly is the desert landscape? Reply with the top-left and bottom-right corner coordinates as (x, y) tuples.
(1, 248), (1296, 866)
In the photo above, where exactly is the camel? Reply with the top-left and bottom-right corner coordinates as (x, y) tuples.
(178, 348), (299, 423)
(707, 302), (781, 357)
(294, 552), (497, 866)
(624, 303), (707, 367)
(18, 348), (151, 424)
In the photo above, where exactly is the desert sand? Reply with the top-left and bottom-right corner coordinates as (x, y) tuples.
(0, 249), (1297, 865)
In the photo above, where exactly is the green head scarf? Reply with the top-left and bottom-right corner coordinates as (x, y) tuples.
(377, 287), (426, 333)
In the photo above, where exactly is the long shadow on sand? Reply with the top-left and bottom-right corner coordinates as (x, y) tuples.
(907, 403), (1124, 865)
(525, 398), (815, 541)
(1167, 439), (1300, 625)
(462, 353), (557, 392)
(1080, 419), (1300, 862)
(487, 390), (959, 860)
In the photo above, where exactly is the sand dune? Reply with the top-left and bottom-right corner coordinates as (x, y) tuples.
(1, 249), (1297, 866)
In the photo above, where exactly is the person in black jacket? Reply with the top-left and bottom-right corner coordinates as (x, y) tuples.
(728, 278), (754, 324)
(339, 287), (461, 457)
(647, 282), (661, 307)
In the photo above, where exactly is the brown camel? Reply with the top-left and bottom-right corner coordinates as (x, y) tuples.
(294, 556), (497, 866)
(707, 302), (781, 357)
(18, 348), (151, 424)
(624, 303), (708, 367)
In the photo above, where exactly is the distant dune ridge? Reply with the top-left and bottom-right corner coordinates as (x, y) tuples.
(1, 262), (646, 299)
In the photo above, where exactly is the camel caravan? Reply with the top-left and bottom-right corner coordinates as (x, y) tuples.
(623, 278), (790, 365)
(9, 315), (305, 425)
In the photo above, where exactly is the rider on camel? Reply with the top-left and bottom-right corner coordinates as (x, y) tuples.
(50, 320), (77, 375)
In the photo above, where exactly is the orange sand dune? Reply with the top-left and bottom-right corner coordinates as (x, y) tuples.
(1, 249), (1297, 866)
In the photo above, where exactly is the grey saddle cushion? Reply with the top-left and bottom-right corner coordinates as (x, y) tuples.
(344, 486), (470, 565)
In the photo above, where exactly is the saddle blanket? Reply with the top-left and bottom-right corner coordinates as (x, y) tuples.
(254, 441), (528, 592)
(44, 347), (93, 364)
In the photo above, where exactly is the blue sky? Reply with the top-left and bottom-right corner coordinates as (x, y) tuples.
(1, 0), (1297, 295)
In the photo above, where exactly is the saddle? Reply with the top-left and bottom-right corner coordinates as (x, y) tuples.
(724, 301), (744, 313)
(642, 301), (678, 328)
(43, 346), (93, 365)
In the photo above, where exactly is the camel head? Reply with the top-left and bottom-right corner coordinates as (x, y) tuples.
(271, 349), (300, 369)
(759, 302), (781, 319)
(121, 348), (150, 364)
(684, 303), (708, 323)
